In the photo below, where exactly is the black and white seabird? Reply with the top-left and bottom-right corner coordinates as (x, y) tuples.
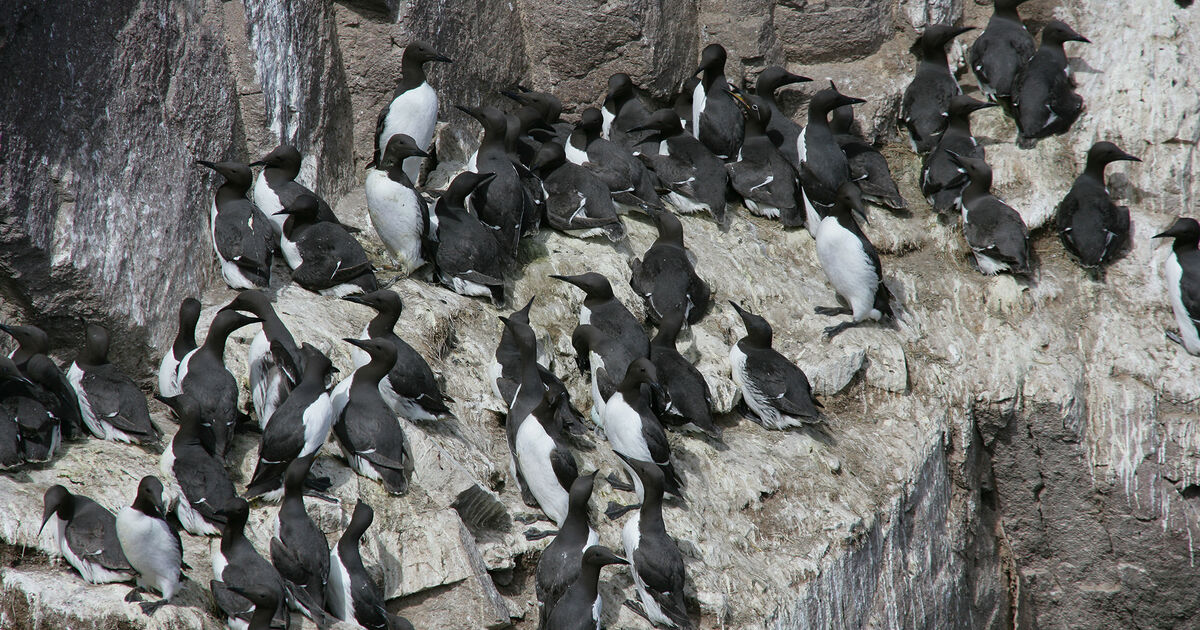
(631, 109), (729, 224)
(492, 298), (587, 436)
(277, 193), (378, 296)
(270, 455), (331, 623)
(922, 95), (998, 214)
(245, 345), (335, 502)
(501, 86), (567, 165)
(342, 289), (454, 422)
(728, 302), (822, 429)
(650, 313), (719, 438)
(158, 394), (242, 536)
(601, 359), (683, 503)
(1153, 218), (1200, 355)
(221, 290), (303, 429)
(1014, 20), (1090, 145)
(629, 211), (711, 326)
(531, 141), (627, 242)
(1, 323), (49, 369)
(969, 0), (1035, 104)
(331, 338), (415, 495)
(459, 105), (530, 252)
(900, 25), (975, 153)
(752, 66), (811, 168)
(117, 475), (184, 615)
(1057, 142), (1140, 269)
(177, 309), (262, 458)
(601, 73), (655, 151)
(798, 86), (867, 230)
(535, 472), (599, 626)
(67, 324), (161, 445)
(373, 41), (452, 181)
(621, 458), (692, 629)
(553, 272), (649, 360)
(726, 88), (805, 226)
(569, 107), (662, 212)
(692, 43), (744, 160)
(197, 160), (275, 290)
(812, 183), (896, 338)
(210, 499), (290, 630)
(429, 171), (509, 303)
(830, 105), (907, 211)
(327, 502), (416, 630)
(543, 545), (629, 630)
(366, 134), (434, 275)
(571, 324), (643, 425)
(502, 317), (579, 528)
(948, 151), (1031, 276)
(0, 357), (38, 466)
(4, 354), (72, 460)
(506, 112), (550, 236)
(40, 485), (134, 585)
(158, 297), (201, 398)
(250, 144), (355, 235)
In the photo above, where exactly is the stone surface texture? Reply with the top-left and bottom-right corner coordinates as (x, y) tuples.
(3, 0), (1200, 629)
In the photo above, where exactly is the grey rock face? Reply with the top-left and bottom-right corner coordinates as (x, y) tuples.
(0, 0), (236, 374)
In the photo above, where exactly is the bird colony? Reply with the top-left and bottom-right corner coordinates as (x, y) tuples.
(2, 2), (1194, 629)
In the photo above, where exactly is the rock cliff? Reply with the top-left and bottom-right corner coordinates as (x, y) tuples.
(2, 0), (1199, 628)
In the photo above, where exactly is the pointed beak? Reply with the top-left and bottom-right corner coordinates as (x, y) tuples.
(952, 26), (976, 38)
(1116, 151), (1141, 163)
(431, 53), (453, 63)
(455, 105), (482, 121)
(341, 295), (370, 306)
(38, 512), (52, 536)
(248, 160), (266, 167)
(1070, 33), (1091, 43)
(342, 337), (371, 350)
(500, 90), (525, 104)
(273, 209), (294, 216)
(548, 274), (581, 289)
(693, 64), (705, 77)
(195, 160), (218, 171)
(839, 95), (868, 107)
(784, 73), (813, 85)
(410, 147), (431, 159)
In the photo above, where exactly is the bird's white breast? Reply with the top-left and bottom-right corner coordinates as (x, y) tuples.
(365, 169), (426, 274)
(514, 416), (569, 525)
(381, 82), (438, 182)
(815, 217), (880, 321)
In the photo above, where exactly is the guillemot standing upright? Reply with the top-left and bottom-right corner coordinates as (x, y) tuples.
(373, 41), (452, 182)
(629, 211), (711, 326)
(197, 160), (275, 290)
(176, 309), (262, 458)
(535, 472), (599, 626)
(1014, 20), (1090, 146)
(900, 25), (975, 153)
(692, 43), (744, 160)
(117, 475), (184, 615)
(158, 297), (200, 398)
(1056, 142), (1140, 269)
(969, 0), (1035, 104)
(221, 290), (303, 429)
(327, 501), (416, 630)
(812, 183), (896, 338)
(244, 344), (335, 502)
(1153, 218), (1200, 355)
(365, 134), (434, 275)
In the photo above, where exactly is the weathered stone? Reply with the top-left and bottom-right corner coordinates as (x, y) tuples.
(0, 0), (236, 374)
(774, 0), (897, 64)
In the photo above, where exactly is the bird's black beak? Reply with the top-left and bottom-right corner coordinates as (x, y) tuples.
(456, 105), (483, 121)
(500, 90), (525, 104)
(273, 209), (294, 216)
(431, 53), (453, 63)
(410, 147), (431, 159)
(38, 511), (53, 536)
(951, 26), (976, 38)
(341, 295), (370, 306)
(195, 160), (218, 171)
(784, 72), (812, 85)
(248, 160), (266, 167)
(838, 95), (868, 108)
(342, 337), (371, 350)
(1115, 151), (1142, 163)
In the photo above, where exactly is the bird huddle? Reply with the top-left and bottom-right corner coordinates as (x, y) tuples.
(10, 285), (454, 629)
(489, 218), (833, 627)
